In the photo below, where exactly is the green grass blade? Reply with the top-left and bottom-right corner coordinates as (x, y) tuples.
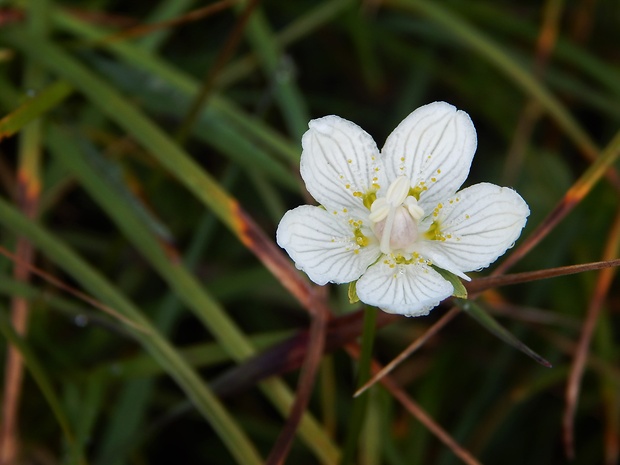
(52, 10), (300, 164)
(47, 126), (339, 463)
(137, 0), (195, 51)
(239, 4), (310, 140)
(0, 306), (85, 464)
(456, 299), (552, 368)
(0, 80), (72, 141)
(0, 198), (263, 465)
(389, 0), (600, 158)
(89, 57), (298, 191)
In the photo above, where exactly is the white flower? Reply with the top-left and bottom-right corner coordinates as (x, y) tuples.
(277, 102), (529, 316)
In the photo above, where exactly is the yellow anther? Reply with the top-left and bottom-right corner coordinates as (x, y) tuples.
(354, 228), (369, 247)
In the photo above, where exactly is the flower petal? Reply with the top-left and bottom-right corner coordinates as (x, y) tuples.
(276, 205), (380, 285)
(417, 183), (529, 274)
(300, 115), (385, 216)
(356, 257), (454, 316)
(382, 101), (477, 211)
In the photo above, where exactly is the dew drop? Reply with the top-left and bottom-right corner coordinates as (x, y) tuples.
(74, 314), (89, 327)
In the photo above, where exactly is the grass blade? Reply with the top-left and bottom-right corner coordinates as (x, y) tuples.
(456, 299), (552, 368)
(0, 80), (72, 141)
(0, 306), (84, 464)
(46, 125), (339, 463)
(0, 197), (264, 465)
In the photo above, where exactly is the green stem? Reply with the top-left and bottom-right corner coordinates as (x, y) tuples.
(340, 306), (378, 465)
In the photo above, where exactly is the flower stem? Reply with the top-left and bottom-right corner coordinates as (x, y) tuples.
(340, 305), (378, 465)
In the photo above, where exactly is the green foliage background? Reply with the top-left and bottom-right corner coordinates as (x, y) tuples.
(0, 0), (619, 464)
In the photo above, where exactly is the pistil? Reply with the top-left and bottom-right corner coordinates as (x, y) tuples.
(369, 176), (425, 254)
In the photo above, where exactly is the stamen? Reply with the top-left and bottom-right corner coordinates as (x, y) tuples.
(369, 198), (389, 223)
(404, 196), (424, 220)
(385, 176), (410, 206)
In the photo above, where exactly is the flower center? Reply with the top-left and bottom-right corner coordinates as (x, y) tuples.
(368, 176), (425, 254)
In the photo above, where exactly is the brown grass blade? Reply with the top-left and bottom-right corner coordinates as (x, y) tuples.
(503, 0), (563, 184)
(92, 0), (237, 44)
(353, 258), (620, 397)
(346, 342), (483, 465)
(0, 245), (149, 333)
(354, 307), (460, 397)
(563, 206), (620, 460)
(210, 310), (398, 398)
(175, 0), (259, 143)
(496, 128), (620, 275)
(235, 207), (323, 317)
(265, 308), (328, 465)
(467, 259), (620, 293)
(1, 50), (44, 461)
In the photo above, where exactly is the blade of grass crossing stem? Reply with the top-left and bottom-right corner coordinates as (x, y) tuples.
(16, 18), (326, 463)
(12, 29), (290, 334)
(6, 31), (299, 256)
(4, 32), (241, 227)
(47, 127), (339, 464)
(455, 299), (552, 368)
(52, 11), (300, 165)
(96, 170), (239, 465)
(340, 307), (378, 465)
(0, 80), (72, 141)
(388, 0), (600, 163)
(0, 307), (84, 464)
(348, 341), (472, 463)
(0, 198), (263, 465)
(85, 59), (296, 191)
(237, 2), (310, 140)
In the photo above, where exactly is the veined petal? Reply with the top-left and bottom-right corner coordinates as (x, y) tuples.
(418, 183), (529, 273)
(356, 256), (453, 316)
(300, 116), (385, 216)
(276, 205), (380, 285)
(382, 102), (477, 212)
